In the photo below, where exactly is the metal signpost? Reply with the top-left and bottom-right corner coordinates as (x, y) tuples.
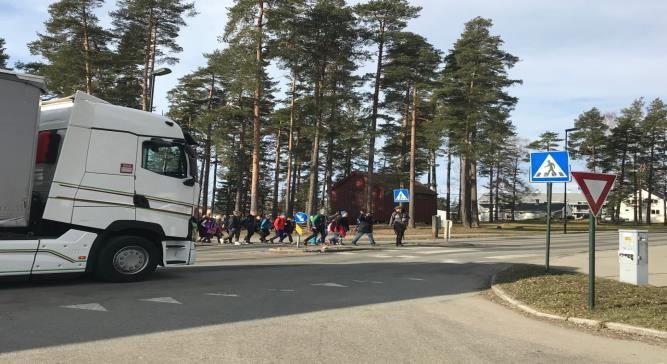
(529, 151), (571, 271)
(571, 171), (616, 310)
(294, 212), (309, 248)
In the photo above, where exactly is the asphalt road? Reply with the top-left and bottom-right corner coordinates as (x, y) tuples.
(1, 231), (666, 363)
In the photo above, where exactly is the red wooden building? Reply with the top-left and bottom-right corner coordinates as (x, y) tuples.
(330, 172), (437, 224)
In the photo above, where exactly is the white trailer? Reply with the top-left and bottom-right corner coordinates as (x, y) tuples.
(0, 70), (198, 282)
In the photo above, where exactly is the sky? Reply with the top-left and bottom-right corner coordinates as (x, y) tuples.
(2, 0), (667, 196)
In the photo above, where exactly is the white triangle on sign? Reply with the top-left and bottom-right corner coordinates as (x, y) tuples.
(584, 179), (608, 203)
(140, 297), (182, 304)
(61, 303), (108, 312)
(396, 191), (408, 201)
(533, 154), (566, 179)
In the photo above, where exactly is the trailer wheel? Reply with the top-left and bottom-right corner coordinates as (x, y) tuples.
(95, 235), (159, 282)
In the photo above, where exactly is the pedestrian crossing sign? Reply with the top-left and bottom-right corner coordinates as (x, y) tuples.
(393, 189), (409, 203)
(530, 151), (571, 183)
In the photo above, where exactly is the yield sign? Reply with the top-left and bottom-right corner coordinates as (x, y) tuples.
(571, 172), (617, 216)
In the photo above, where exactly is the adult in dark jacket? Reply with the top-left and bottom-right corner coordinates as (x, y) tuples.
(350, 211), (376, 246)
(225, 211), (242, 244)
(243, 213), (257, 244)
(283, 217), (295, 243)
(389, 206), (409, 246)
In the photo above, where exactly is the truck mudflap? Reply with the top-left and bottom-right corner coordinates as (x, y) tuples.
(162, 240), (196, 266)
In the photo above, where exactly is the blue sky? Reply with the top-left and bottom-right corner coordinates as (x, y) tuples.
(2, 0), (666, 196)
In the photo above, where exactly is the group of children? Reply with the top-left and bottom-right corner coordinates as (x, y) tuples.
(197, 205), (410, 247)
(197, 212), (295, 245)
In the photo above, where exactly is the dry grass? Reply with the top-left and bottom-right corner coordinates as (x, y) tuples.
(496, 265), (667, 331)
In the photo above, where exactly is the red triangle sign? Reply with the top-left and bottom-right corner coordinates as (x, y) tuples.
(571, 172), (617, 217)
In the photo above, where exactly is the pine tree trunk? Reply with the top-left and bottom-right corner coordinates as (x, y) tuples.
(408, 86), (417, 229)
(141, 7), (156, 111)
(249, 0), (264, 215)
(366, 24), (385, 213)
(460, 155), (471, 228)
(292, 155), (300, 215)
(494, 164), (500, 222)
(488, 164), (494, 222)
(271, 127), (282, 216)
(646, 144), (655, 224)
(210, 151), (218, 215)
(511, 157), (518, 221)
(80, 4), (93, 94)
(615, 144), (628, 222)
(325, 133), (334, 211)
(399, 86), (410, 187)
(470, 159), (480, 227)
(446, 148), (451, 219)
(307, 78), (324, 216)
(235, 114), (246, 213)
(201, 131), (211, 216)
(430, 149), (437, 191)
(284, 70), (297, 213)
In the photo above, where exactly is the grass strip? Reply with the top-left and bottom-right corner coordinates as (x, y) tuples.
(495, 264), (667, 331)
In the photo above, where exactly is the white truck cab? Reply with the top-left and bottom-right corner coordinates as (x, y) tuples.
(0, 70), (198, 282)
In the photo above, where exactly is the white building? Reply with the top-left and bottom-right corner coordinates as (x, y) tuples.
(618, 190), (665, 223)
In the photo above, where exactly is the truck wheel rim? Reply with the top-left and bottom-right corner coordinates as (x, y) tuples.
(113, 246), (149, 274)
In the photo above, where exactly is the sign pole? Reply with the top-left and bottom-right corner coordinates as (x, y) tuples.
(545, 182), (552, 271)
(588, 211), (596, 310)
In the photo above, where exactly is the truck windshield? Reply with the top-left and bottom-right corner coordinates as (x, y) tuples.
(142, 141), (188, 179)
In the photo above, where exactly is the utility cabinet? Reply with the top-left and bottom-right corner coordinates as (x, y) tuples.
(618, 230), (648, 285)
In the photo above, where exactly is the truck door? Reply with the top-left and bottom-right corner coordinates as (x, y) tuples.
(134, 137), (196, 238)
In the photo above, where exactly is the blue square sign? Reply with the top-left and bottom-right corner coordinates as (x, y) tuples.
(393, 189), (409, 203)
(530, 151), (571, 183)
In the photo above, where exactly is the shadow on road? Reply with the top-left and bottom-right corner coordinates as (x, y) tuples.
(0, 261), (509, 353)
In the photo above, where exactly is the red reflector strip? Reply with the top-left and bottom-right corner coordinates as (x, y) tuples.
(36, 131), (51, 163)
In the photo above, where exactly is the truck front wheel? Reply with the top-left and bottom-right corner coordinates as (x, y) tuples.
(95, 235), (159, 282)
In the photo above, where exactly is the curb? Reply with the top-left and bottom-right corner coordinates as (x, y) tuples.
(490, 272), (667, 340)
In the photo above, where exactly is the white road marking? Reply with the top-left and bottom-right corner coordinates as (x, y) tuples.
(487, 254), (538, 260)
(267, 289), (296, 292)
(406, 278), (425, 281)
(311, 283), (348, 288)
(371, 254), (392, 258)
(337, 252), (356, 255)
(205, 293), (239, 297)
(60, 303), (108, 312)
(395, 255), (417, 259)
(442, 259), (461, 264)
(416, 248), (477, 255)
(352, 280), (384, 284)
(140, 297), (182, 304)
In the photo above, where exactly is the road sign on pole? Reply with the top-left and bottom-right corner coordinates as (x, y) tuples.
(530, 151), (570, 271)
(571, 172), (617, 217)
(393, 189), (409, 203)
(571, 171), (617, 310)
(295, 212), (308, 224)
(529, 151), (571, 183)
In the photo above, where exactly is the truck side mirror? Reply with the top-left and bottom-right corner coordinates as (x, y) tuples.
(183, 178), (196, 187)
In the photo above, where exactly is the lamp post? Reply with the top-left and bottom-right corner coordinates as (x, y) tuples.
(564, 127), (578, 233)
(149, 67), (172, 112)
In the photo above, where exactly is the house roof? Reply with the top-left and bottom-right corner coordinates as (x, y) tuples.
(331, 171), (437, 195)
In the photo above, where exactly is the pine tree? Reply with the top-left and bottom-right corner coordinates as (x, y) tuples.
(27, 0), (111, 96)
(0, 37), (10, 69)
(355, 0), (421, 213)
(436, 17), (521, 228)
(569, 107), (608, 172)
(527, 131), (563, 151)
(111, 0), (196, 110)
(640, 98), (667, 224)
